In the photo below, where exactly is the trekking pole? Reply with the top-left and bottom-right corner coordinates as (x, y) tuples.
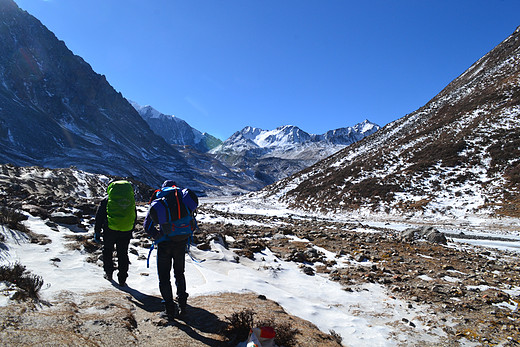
(146, 241), (156, 268)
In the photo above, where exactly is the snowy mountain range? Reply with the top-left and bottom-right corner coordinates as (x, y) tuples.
(211, 121), (380, 185)
(254, 26), (520, 219)
(129, 101), (222, 152)
(214, 120), (378, 155)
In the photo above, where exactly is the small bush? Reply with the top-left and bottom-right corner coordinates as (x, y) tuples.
(0, 205), (29, 233)
(223, 308), (256, 343)
(223, 309), (300, 347)
(0, 263), (44, 301)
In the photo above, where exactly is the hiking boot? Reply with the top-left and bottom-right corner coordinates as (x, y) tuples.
(177, 293), (188, 316)
(103, 272), (113, 281)
(177, 293), (188, 306)
(158, 310), (175, 321)
(160, 302), (178, 320)
(118, 274), (127, 287)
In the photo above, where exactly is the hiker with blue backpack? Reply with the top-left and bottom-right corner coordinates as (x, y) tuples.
(94, 180), (137, 287)
(144, 180), (198, 320)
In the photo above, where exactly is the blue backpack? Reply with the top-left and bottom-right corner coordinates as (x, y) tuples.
(147, 186), (198, 242)
(146, 186), (199, 267)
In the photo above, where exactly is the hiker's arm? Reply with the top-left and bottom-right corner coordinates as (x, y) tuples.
(94, 199), (108, 235)
(143, 208), (160, 239)
(133, 207), (137, 230)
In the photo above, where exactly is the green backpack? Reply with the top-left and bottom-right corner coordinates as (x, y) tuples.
(106, 180), (136, 231)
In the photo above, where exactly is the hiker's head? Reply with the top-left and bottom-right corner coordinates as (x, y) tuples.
(162, 180), (177, 188)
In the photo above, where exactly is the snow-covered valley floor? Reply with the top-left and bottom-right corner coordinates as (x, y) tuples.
(1, 196), (519, 346)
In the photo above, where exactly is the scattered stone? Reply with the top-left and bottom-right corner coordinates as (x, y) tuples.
(49, 212), (80, 225)
(21, 204), (48, 219)
(302, 266), (315, 276)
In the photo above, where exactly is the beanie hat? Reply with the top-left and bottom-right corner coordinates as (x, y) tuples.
(162, 180), (177, 188)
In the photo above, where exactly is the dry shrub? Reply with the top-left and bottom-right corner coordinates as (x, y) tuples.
(223, 308), (256, 343)
(0, 263), (44, 301)
(0, 205), (29, 233)
(329, 329), (343, 344)
(223, 308), (301, 347)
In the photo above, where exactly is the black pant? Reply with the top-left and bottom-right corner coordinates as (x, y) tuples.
(103, 229), (132, 280)
(157, 238), (188, 305)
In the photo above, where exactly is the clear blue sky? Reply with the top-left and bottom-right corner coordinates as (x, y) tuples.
(14, 0), (520, 140)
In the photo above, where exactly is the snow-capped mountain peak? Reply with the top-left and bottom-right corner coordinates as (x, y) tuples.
(211, 120), (380, 185)
(356, 119), (378, 134)
(255, 125), (311, 148)
(129, 101), (165, 120)
(237, 126), (264, 141)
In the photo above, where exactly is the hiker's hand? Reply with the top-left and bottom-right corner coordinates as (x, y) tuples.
(152, 231), (163, 241)
(94, 233), (101, 243)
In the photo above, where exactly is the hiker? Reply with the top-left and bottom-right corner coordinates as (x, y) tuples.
(94, 180), (137, 286)
(144, 180), (198, 319)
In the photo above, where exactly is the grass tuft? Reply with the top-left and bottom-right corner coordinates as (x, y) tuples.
(0, 263), (44, 301)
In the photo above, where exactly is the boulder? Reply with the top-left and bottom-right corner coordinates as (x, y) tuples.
(49, 212), (80, 225)
(400, 226), (447, 244)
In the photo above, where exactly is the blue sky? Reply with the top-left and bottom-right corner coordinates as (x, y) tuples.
(14, 0), (520, 140)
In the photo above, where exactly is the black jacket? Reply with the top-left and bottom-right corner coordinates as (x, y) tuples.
(94, 198), (136, 235)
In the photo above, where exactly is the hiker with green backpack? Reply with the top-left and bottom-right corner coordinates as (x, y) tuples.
(94, 180), (137, 287)
(144, 179), (199, 320)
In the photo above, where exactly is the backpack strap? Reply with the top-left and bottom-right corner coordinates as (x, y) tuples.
(174, 188), (182, 220)
(159, 198), (172, 223)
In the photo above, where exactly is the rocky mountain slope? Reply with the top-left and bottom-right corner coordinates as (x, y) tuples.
(0, 0), (194, 187)
(211, 120), (380, 185)
(0, 0), (266, 195)
(257, 26), (520, 218)
(130, 101), (222, 152)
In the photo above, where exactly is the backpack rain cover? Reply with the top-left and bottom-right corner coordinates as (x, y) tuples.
(106, 180), (136, 231)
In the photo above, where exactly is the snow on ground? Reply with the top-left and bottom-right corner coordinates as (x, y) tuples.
(221, 193), (520, 244)
(2, 197), (519, 346)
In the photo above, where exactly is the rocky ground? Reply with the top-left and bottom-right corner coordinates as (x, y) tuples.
(2, 202), (520, 346)
(194, 204), (520, 346)
(1, 165), (520, 346)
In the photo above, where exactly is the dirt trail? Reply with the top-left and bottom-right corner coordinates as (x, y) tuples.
(0, 289), (340, 346)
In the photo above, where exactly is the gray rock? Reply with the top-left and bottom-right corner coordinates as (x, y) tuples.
(49, 212), (80, 225)
(400, 226), (447, 244)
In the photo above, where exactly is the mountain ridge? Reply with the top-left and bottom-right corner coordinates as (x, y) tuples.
(130, 101), (222, 152)
(210, 120), (380, 185)
(214, 119), (379, 152)
(0, 0), (198, 188)
(252, 26), (520, 218)
(0, 0), (265, 195)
